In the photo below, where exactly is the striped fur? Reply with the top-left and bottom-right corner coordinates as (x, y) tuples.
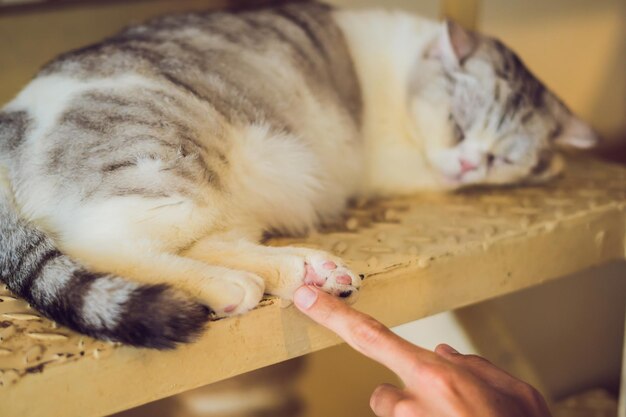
(0, 164), (209, 349)
(0, 2), (596, 348)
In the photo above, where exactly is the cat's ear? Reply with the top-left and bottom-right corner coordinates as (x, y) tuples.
(555, 116), (599, 149)
(427, 19), (478, 68)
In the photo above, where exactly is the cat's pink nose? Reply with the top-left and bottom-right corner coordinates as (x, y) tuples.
(459, 158), (477, 174)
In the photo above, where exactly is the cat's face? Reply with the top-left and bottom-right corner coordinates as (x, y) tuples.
(409, 21), (597, 189)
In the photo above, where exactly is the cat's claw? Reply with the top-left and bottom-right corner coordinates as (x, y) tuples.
(303, 254), (360, 300)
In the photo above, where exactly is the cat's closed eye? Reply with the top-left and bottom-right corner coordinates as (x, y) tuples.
(452, 117), (465, 144)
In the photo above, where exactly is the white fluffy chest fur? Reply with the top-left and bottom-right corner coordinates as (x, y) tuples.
(334, 10), (443, 194)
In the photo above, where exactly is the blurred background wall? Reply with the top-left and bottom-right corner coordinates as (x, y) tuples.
(0, 0), (278, 105)
(2, 0), (625, 149)
(1, 1), (624, 416)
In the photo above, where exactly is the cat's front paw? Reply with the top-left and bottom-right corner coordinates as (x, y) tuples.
(205, 271), (265, 319)
(303, 254), (361, 301)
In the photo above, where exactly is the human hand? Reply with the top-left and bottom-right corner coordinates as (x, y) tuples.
(293, 286), (552, 417)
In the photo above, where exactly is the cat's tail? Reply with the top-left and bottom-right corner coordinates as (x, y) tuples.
(0, 174), (210, 349)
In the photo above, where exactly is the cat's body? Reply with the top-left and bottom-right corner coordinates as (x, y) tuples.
(0, 2), (596, 348)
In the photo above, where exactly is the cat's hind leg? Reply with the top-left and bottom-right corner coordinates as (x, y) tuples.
(56, 199), (266, 318)
(184, 238), (361, 301)
(74, 245), (266, 318)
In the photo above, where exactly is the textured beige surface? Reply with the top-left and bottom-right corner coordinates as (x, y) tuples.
(0, 156), (625, 417)
(554, 389), (619, 417)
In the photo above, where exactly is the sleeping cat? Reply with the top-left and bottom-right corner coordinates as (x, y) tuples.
(0, 1), (596, 349)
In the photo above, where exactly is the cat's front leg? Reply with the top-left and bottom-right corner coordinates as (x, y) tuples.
(63, 240), (266, 318)
(184, 239), (361, 301)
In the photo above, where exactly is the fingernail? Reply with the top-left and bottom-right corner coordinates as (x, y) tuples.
(437, 344), (460, 355)
(444, 344), (460, 354)
(294, 286), (318, 310)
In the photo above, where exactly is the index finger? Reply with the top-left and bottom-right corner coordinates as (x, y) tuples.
(293, 286), (439, 384)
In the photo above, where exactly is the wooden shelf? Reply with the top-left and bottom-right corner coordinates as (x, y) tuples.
(1, 156), (625, 417)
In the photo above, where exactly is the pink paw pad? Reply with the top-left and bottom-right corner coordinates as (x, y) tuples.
(299, 254), (360, 300)
(223, 304), (237, 313)
(335, 274), (352, 285)
(304, 264), (327, 287)
(323, 261), (338, 270)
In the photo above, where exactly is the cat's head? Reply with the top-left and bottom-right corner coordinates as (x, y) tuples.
(409, 20), (598, 188)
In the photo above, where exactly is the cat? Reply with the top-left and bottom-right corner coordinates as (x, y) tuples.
(0, 1), (597, 349)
